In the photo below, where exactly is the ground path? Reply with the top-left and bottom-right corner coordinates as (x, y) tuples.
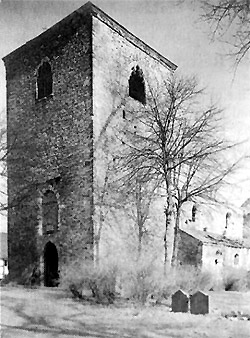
(1, 286), (250, 338)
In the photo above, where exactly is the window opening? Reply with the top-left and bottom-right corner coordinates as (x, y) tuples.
(42, 190), (58, 234)
(128, 65), (146, 104)
(226, 211), (231, 229)
(234, 254), (239, 265)
(192, 205), (197, 222)
(37, 61), (52, 99)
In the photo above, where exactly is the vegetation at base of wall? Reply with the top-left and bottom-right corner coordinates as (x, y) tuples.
(0, 274), (12, 286)
(222, 267), (250, 291)
(0, 263), (43, 287)
(60, 260), (117, 304)
(62, 257), (246, 305)
(119, 262), (216, 303)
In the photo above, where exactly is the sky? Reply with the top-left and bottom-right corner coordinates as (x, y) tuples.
(0, 0), (250, 231)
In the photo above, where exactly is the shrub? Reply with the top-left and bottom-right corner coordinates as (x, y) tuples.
(118, 260), (215, 303)
(222, 267), (249, 291)
(119, 259), (158, 303)
(60, 260), (117, 304)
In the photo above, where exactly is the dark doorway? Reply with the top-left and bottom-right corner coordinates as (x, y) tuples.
(44, 242), (59, 287)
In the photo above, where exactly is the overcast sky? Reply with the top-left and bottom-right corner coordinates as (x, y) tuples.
(0, 0), (249, 231)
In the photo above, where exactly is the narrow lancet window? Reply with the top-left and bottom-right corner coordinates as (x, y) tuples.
(192, 204), (197, 222)
(128, 65), (146, 104)
(37, 61), (53, 99)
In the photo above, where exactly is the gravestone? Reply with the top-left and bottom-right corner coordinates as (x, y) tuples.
(190, 291), (209, 315)
(171, 289), (189, 313)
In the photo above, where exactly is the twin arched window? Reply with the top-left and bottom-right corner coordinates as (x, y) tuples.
(37, 61), (52, 99)
(128, 65), (146, 104)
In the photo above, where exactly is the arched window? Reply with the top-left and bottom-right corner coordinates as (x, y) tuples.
(42, 190), (58, 234)
(37, 61), (53, 99)
(128, 65), (146, 104)
(226, 211), (231, 229)
(192, 204), (197, 222)
(234, 254), (239, 265)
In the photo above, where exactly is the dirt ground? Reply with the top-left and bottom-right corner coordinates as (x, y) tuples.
(1, 286), (250, 338)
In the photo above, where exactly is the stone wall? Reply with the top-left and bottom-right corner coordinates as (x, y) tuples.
(177, 230), (202, 266)
(4, 10), (94, 280)
(4, 2), (177, 279)
(180, 201), (244, 241)
(202, 244), (250, 272)
(92, 15), (174, 261)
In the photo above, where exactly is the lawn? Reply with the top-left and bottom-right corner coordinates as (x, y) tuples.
(1, 286), (250, 338)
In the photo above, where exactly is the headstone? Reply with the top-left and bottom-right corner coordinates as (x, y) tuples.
(171, 289), (189, 313)
(190, 291), (209, 315)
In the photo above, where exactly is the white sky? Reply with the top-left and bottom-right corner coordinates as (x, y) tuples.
(0, 0), (250, 231)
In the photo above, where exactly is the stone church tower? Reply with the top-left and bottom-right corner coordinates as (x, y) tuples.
(3, 2), (176, 284)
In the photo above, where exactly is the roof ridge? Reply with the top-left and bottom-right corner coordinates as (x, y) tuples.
(3, 1), (177, 70)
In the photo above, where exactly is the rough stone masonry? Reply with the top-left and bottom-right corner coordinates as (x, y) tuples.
(3, 2), (176, 284)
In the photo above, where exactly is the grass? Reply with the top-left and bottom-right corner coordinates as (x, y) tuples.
(1, 286), (250, 338)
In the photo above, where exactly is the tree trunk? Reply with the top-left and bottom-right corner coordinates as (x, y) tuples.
(163, 193), (174, 274)
(171, 206), (181, 266)
(138, 223), (142, 259)
(136, 178), (143, 259)
(95, 209), (104, 266)
(95, 236), (100, 266)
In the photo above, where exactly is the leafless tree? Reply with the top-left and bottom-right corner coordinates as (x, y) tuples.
(117, 176), (160, 259)
(170, 116), (242, 266)
(201, 0), (250, 65)
(116, 74), (243, 269)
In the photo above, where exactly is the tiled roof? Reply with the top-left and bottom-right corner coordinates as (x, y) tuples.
(181, 228), (246, 248)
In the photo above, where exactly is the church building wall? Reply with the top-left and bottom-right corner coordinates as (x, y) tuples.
(202, 244), (250, 272)
(180, 201), (243, 241)
(4, 11), (94, 280)
(92, 16), (174, 259)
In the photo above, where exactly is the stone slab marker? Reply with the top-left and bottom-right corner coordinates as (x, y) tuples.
(171, 289), (189, 313)
(190, 291), (209, 315)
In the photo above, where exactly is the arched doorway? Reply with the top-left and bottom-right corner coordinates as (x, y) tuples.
(44, 242), (59, 287)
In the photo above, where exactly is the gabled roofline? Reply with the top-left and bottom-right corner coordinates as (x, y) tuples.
(2, 1), (177, 71)
(90, 3), (177, 71)
(2, 1), (93, 63)
(180, 228), (246, 249)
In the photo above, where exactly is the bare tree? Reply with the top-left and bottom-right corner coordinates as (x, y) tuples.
(170, 114), (242, 265)
(201, 0), (250, 65)
(117, 176), (160, 259)
(117, 74), (242, 269)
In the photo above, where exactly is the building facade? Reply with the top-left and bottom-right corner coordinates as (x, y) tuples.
(3, 2), (176, 284)
(178, 202), (250, 272)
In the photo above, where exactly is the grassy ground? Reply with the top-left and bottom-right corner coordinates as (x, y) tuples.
(1, 286), (250, 338)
